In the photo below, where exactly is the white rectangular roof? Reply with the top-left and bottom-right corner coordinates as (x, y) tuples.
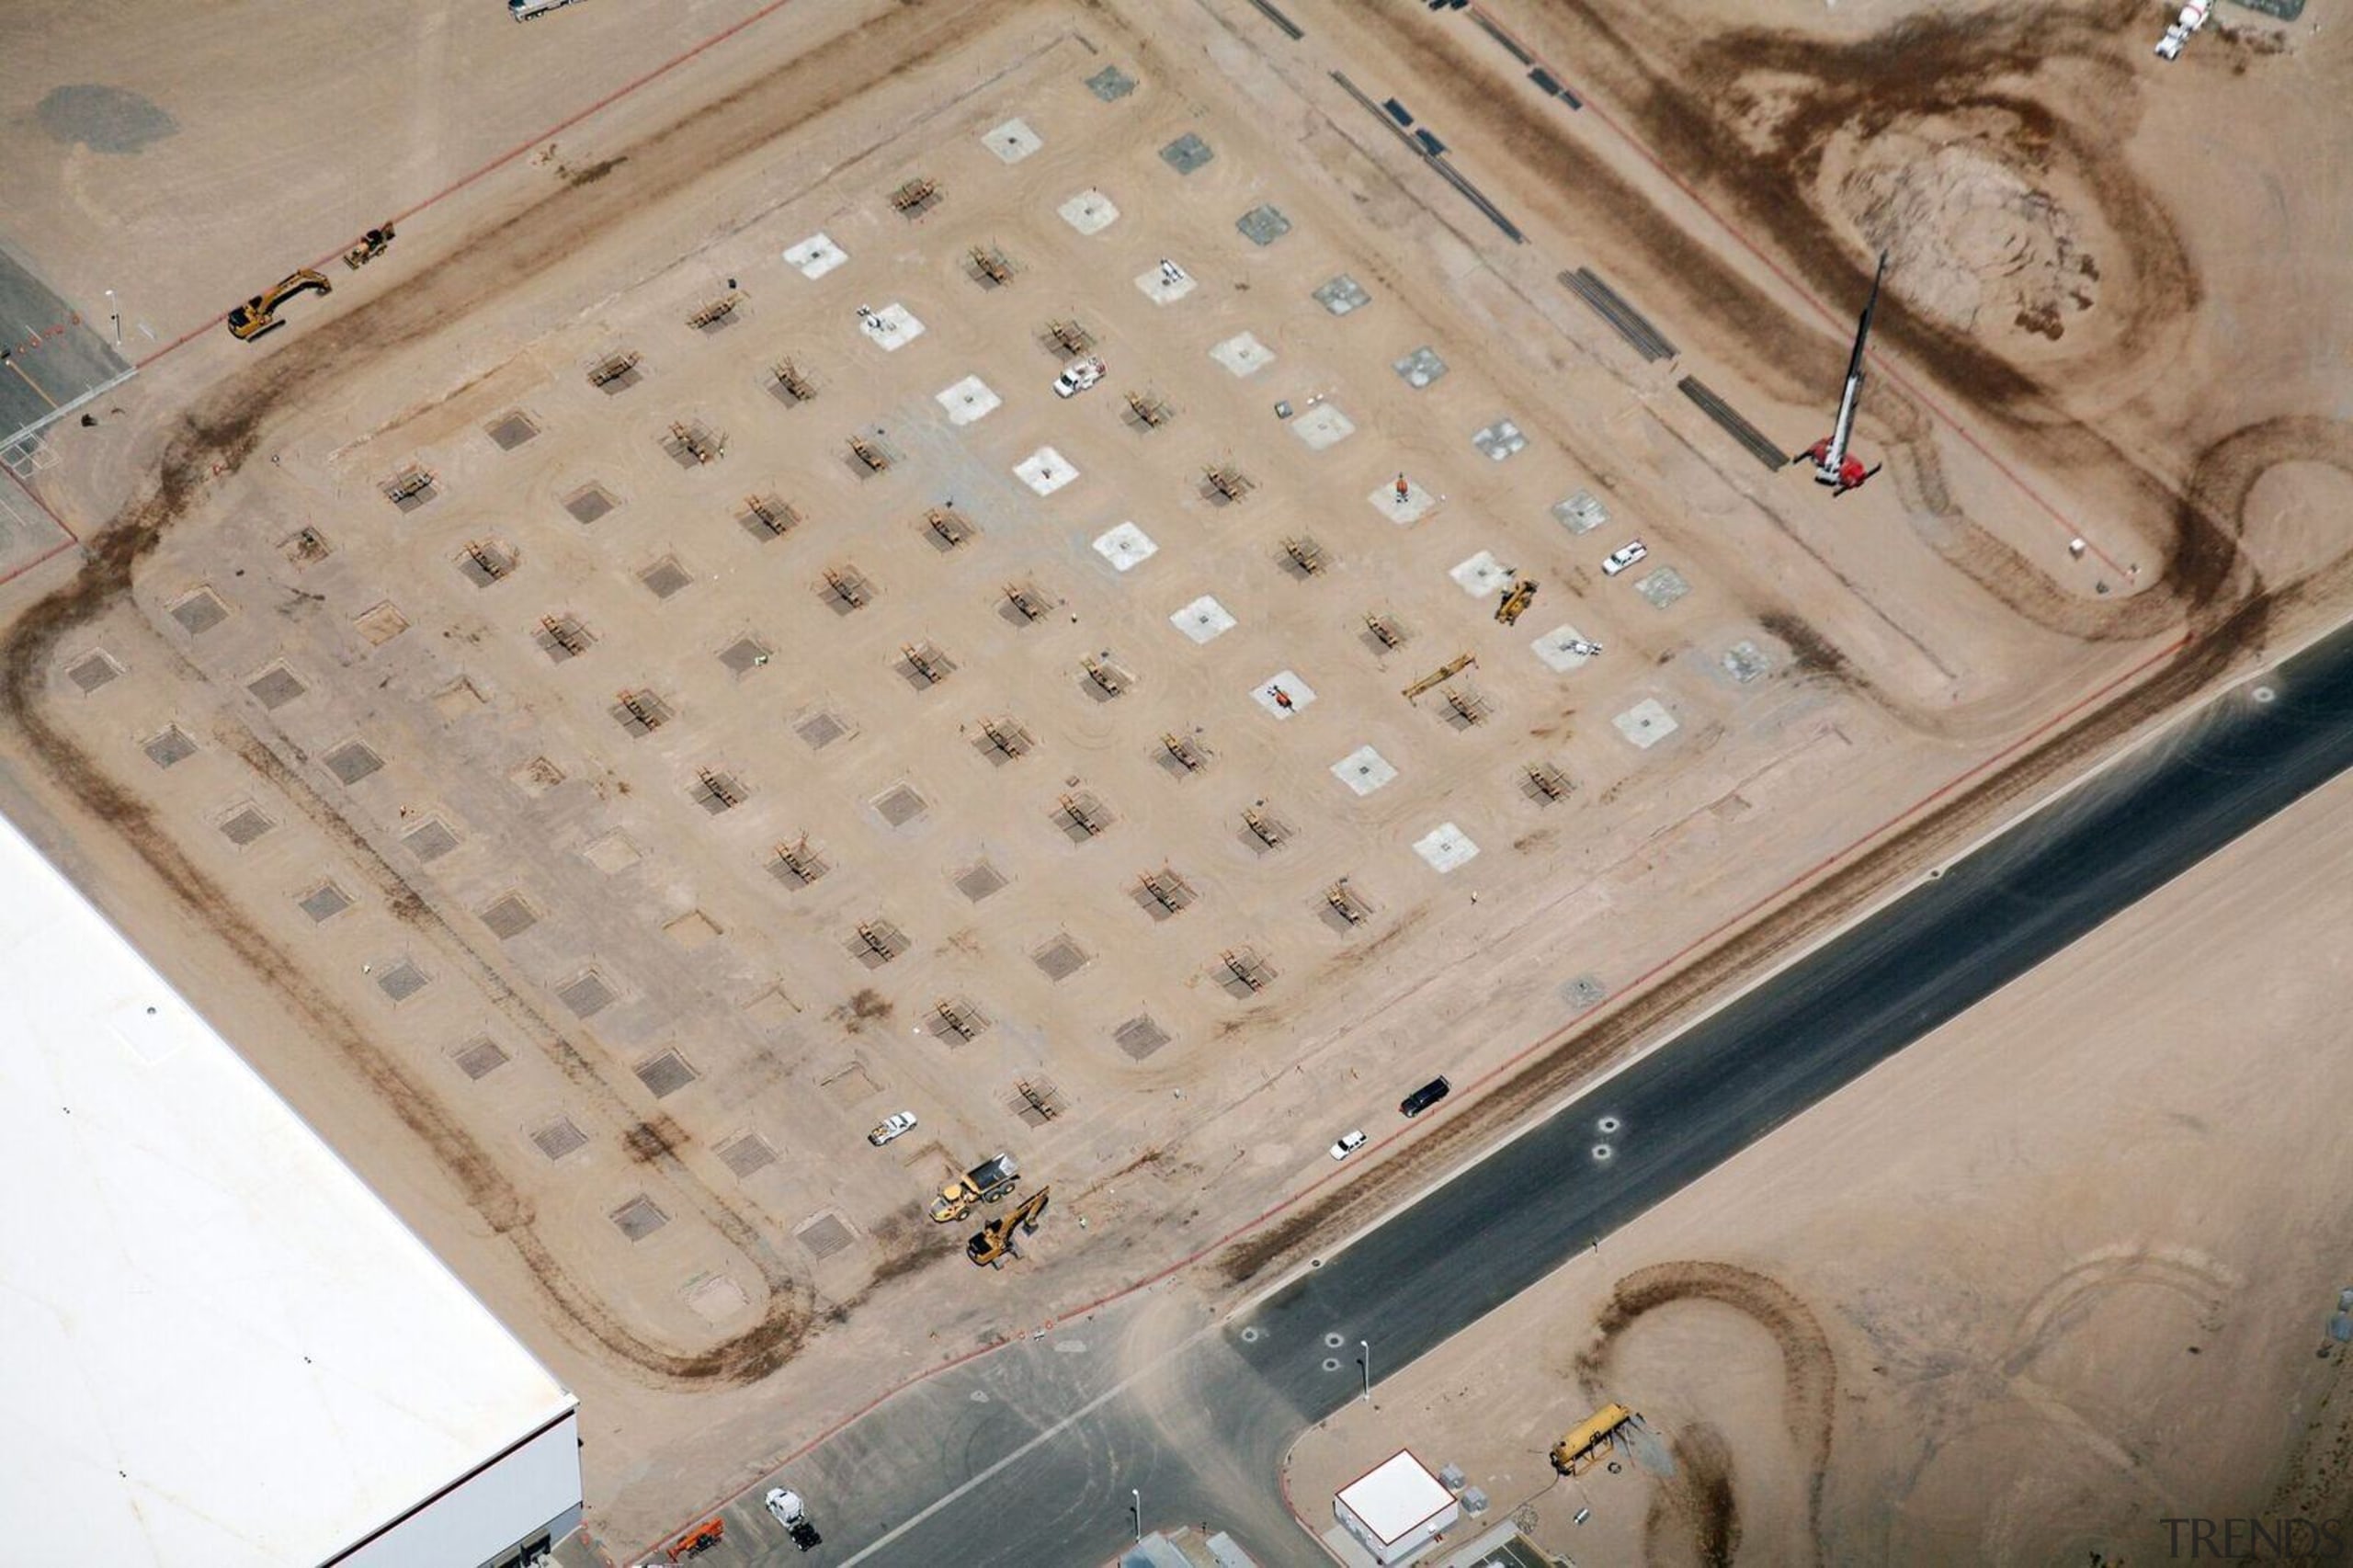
(0, 812), (575, 1566)
(1336, 1449), (1457, 1545)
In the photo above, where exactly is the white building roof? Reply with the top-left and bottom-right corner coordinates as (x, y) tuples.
(0, 812), (575, 1566)
(1335, 1449), (1457, 1546)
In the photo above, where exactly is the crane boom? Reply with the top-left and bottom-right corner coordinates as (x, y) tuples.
(1797, 252), (1889, 495)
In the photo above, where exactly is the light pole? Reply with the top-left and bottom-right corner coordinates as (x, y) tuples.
(1359, 1339), (1371, 1403)
(1131, 1486), (1142, 1542)
(103, 290), (120, 347)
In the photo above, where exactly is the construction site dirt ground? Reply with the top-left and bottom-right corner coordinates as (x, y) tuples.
(1288, 748), (2353, 1566)
(1, 0), (2347, 1555)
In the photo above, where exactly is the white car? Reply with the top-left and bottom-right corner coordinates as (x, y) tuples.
(868, 1111), (918, 1146)
(1330, 1130), (1369, 1160)
(1053, 356), (1107, 398)
(1601, 540), (1649, 576)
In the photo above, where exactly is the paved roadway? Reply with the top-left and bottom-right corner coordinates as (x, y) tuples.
(705, 618), (2353, 1568)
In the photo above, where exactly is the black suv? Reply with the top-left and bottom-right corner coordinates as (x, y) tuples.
(1399, 1076), (1451, 1117)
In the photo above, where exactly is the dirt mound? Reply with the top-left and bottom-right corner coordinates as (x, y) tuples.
(1825, 108), (2099, 343)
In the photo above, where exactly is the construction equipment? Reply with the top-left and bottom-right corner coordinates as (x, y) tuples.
(1796, 252), (1887, 495)
(978, 717), (1031, 760)
(1138, 866), (1195, 915)
(1523, 761), (1572, 804)
(930, 1153), (1019, 1223)
(1082, 655), (1128, 698)
(1160, 732), (1208, 774)
(383, 467), (437, 506)
(227, 268), (333, 341)
(823, 567), (871, 610)
(773, 836), (826, 886)
(1044, 318), (1095, 358)
(926, 506), (974, 549)
(1058, 792), (1108, 838)
(1002, 581), (1048, 623)
(1280, 536), (1326, 577)
(771, 358), (817, 403)
(968, 244), (1015, 287)
(1242, 805), (1289, 851)
(587, 350), (641, 391)
(1124, 390), (1172, 429)
(659, 1517), (726, 1562)
(1325, 879), (1370, 926)
(667, 421), (723, 464)
(686, 293), (743, 331)
(764, 1489), (822, 1553)
(343, 222), (396, 270)
(2155, 0), (2211, 58)
(901, 642), (949, 687)
(891, 176), (942, 217)
(1551, 1403), (1638, 1476)
(742, 494), (799, 540)
(1403, 652), (1476, 702)
(1362, 611), (1405, 652)
(847, 434), (890, 473)
(967, 1185), (1051, 1267)
(539, 614), (593, 660)
(1495, 577), (1539, 625)
(933, 995), (984, 1041)
(1203, 461), (1255, 504)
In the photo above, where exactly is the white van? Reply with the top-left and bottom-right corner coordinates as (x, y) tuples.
(510, 0), (582, 19)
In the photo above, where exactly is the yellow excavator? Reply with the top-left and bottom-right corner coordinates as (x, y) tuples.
(226, 268), (333, 341)
(967, 1185), (1051, 1267)
(1551, 1403), (1636, 1475)
(1495, 577), (1539, 626)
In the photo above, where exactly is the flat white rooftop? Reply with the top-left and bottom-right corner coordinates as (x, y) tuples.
(1336, 1449), (1456, 1547)
(0, 812), (575, 1566)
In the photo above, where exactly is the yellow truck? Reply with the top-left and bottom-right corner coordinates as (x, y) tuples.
(929, 1153), (1018, 1223)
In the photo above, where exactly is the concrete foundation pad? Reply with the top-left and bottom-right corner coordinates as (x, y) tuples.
(1614, 698), (1680, 749)
(1290, 404), (1355, 450)
(1332, 745), (1398, 796)
(1472, 416), (1528, 460)
(1170, 596), (1236, 644)
(1058, 187), (1120, 234)
(1370, 479), (1437, 525)
(1015, 447), (1079, 494)
(983, 117), (1042, 163)
(1250, 671), (1316, 719)
(1210, 332), (1275, 378)
(934, 375), (1000, 426)
(1314, 274), (1372, 315)
(858, 303), (924, 350)
(1530, 624), (1598, 673)
(783, 233), (848, 279)
(1136, 266), (1198, 304)
(1552, 489), (1608, 535)
(1413, 823), (1480, 873)
(1392, 346), (1447, 389)
(1092, 521), (1157, 572)
(1449, 551), (1512, 597)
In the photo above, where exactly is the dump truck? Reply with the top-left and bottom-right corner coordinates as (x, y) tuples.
(929, 1153), (1018, 1222)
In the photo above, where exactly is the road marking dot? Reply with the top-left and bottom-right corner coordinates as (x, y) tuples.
(1597, 1116), (1620, 1134)
(1323, 1358), (1343, 1372)
(2253, 686), (2278, 704)
(1592, 1143), (1614, 1162)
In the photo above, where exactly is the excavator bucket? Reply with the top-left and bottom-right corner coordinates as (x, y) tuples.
(226, 268), (334, 342)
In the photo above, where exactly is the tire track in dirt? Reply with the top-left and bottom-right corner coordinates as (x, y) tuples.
(1576, 1262), (1837, 1565)
(0, 0), (1006, 1387)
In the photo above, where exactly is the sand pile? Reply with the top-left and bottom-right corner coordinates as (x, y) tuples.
(1832, 115), (2099, 342)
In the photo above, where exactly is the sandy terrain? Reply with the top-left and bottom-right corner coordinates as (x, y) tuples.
(0, 0), (2346, 1554)
(1289, 730), (2353, 1565)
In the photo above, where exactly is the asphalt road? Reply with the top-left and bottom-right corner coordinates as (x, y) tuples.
(708, 618), (2353, 1568)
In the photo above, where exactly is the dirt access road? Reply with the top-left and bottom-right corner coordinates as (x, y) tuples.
(0, 0), (2347, 1552)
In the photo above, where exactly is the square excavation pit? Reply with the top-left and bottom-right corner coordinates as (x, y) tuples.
(478, 892), (539, 941)
(1614, 697), (1681, 749)
(1722, 640), (1772, 684)
(1251, 671), (1316, 720)
(1637, 566), (1692, 608)
(1092, 521), (1157, 573)
(1331, 744), (1399, 797)
(1413, 822), (1481, 873)
(450, 1037), (510, 1080)
(402, 817), (460, 862)
(873, 783), (929, 828)
(612, 1197), (670, 1243)
(1210, 332), (1275, 378)
(858, 303), (925, 349)
(1290, 403), (1355, 450)
(796, 710), (851, 750)
(956, 860), (1008, 902)
(1057, 188), (1120, 235)
(1392, 346), (1447, 388)
(1472, 416), (1529, 460)
(719, 634), (772, 676)
(1115, 1014), (1171, 1061)
(1236, 203), (1292, 245)
(245, 664), (307, 710)
(639, 557), (695, 599)
(716, 1132), (777, 1178)
(935, 374), (1001, 425)
(685, 1275), (750, 1324)
(1371, 478), (1438, 525)
(1531, 624), (1600, 673)
(168, 588), (229, 636)
(581, 830), (641, 873)
(484, 411), (540, 451)
(1135, 262), (1197, 304)
(218, 805), (275, 846)
(323, 740), (383, 785)
(1032, 934), (1092, 983)
(784, 233), (848, 279)
(353, 602), (409, 644)
(796, 1212), (855, 1261)
(983, 116), (1042, 163)
(664, 909), (723, 949)
(1086, 64), (1136, 100)
(1015, 448), (1078, 494)
(1170, 595), (1236, 644)
(563, 483), (617, 526)
(432, 678), (484, 719)
(1553, 489), (1609, 535)
(1314, 274), (1372, 315)
(142, 726), (197, 768)
(556, 970), (618, 1018)
(297, 882), (353, 923)
(635, 1049), (699, 1098)
(1449, 551), (1513, 597)
(375, 960), (430, 1004)
(532, 1117), (589, 1162)
(1159, 131), (1213, 173)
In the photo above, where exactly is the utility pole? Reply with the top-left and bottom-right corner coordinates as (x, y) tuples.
(1131, 1486), (1142, 1542)
(103, 289), (121, 347)
(1359, 1339), (1371, 1403)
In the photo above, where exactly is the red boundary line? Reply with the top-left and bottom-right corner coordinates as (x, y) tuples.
(632, 629), (2190, 1561)
(1461, 4), (2128, 576)
(134, 0), (804, 370)
(0, 465), (83, 588)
